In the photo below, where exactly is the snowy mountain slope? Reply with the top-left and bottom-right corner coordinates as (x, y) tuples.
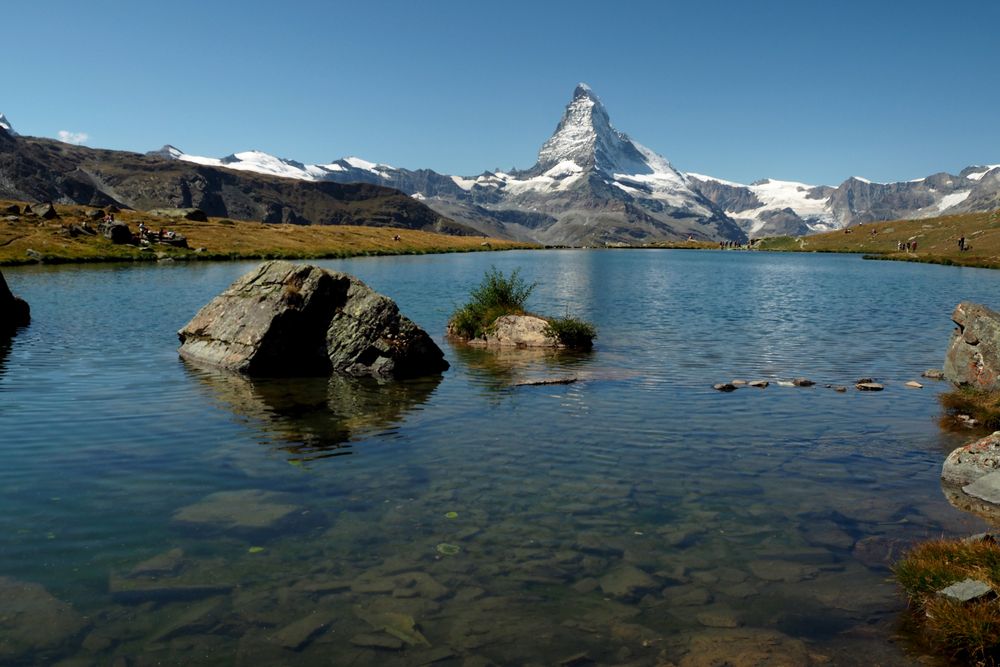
(0, 113), (18, 136)
(148, 86), (1000, 242)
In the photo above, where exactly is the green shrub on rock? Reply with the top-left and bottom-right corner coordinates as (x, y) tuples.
(545, 316), (596, 350)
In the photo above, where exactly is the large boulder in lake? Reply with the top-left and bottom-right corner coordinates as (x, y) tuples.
(0, 269), (29, 334)
(944, 301), (1000, 390)
(178, 260), (448, 379)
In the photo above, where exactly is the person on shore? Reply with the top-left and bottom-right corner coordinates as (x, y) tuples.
(959, 236), (966, 252)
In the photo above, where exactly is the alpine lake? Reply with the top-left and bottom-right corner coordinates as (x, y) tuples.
(2, 248), (999, 666)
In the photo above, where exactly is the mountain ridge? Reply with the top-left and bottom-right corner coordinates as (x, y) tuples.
(3, 86), (999, 244)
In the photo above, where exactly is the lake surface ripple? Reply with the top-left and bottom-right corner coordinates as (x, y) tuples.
(1, 250), (998, 665)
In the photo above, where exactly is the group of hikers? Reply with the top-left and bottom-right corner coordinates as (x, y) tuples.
(718, 239), (754, 250)
(896, 240), (918, 253)
(136, 221), (179, 243)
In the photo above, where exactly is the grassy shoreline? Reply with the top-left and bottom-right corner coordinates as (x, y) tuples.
(0, 200), (535, 267)
(756, 209), (1000, 270)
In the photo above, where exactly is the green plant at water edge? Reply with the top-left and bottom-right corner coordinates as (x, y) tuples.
(940, 387), (1000, 430)
(544, 316), (597, 350)
(893, 538), (1000, 663)
(448, 267), (536, 339)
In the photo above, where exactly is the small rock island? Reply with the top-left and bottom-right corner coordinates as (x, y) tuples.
(178, 260), (448, 379)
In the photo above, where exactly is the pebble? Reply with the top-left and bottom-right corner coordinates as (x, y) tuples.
(792, 378), (815, 387)
(713, 383), (737, 392)
(905, 380), (923, 389)
(856, 382), (884, 391)
(748, 380), (769, 388)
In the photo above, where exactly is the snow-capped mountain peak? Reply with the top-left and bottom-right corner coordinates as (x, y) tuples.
(0, 113), (18, 136)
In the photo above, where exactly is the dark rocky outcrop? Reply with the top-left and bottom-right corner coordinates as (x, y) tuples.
(178, 261), (448, 379)
(0, 269), (30, 333)
(944, 301), (1000, 391)
(99, 220), (132, 244)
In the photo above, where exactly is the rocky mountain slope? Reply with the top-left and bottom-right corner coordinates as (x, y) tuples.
(0, 123), (468, 235)
(4, 85), (1000, 243)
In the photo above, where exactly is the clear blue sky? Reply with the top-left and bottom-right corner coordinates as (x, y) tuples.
(3, 0), (997, 185)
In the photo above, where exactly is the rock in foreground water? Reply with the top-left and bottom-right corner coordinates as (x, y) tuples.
(178, 261), (448, 379)
(0, 269), (29, 334)
(944, 301), (1000, 390)
(942, 431), (1000, 486)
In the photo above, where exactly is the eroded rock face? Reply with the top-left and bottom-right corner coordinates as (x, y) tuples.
(941, 431), (1000, 486)
(0, 269), (30, 333)
(944, 301), (1000, 390)
(178, 261), (448, 379)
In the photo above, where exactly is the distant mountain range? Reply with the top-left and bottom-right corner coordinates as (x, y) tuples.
(2, 87), (999, 245)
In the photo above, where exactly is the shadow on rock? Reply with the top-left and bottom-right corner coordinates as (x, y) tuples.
(184, 361), (441, 462)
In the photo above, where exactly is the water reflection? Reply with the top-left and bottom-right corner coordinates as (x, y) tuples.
(942, 480), (1000, 526)
(448, 342), (594, 393)
(0, 335), (10, 378)
(184, 363), (441, 461)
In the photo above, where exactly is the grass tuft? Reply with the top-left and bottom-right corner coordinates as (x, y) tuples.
(544, 316), (596, 350)
(448, 267), (535, 340)
(894, 538), (1000, 664)
(940, 387), (1000, 430)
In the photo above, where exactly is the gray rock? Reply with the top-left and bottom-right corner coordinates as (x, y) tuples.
(942, 431), (1000, 486)
(923, 369), (945, 379)
(1, 204), (20, 215)
(963, 470), (1000, 503)
(455, 314), (560, 349)
(178, 261), (448, 379)
(833, 385), (848, 392)
(938, 578), (994, 603)
(30, 201), (58, 219)
(128, 547), (186, 577)
(0, 269), (30, 333)
(747, 380), (769, 388)
(271, 611), (333, 650)
(905, 380), (923, 388)
(713, 383), (737, 392)
(855, 382), (884, 391)
(101, 221), (133, 244)
(792, 378), (815, 387)
(944, 301), (1000, 390)
(149, 207), (208, 222)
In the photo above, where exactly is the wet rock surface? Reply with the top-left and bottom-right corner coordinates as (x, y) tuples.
(178, 260), (449, 379)
(0, 577), (88, 662)
(172, 489), (304, 534)
(944, 301), (1000, 390)
(0, 268), (30, 333)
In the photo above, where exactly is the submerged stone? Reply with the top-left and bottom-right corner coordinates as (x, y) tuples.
(0, 577), (88, 662)
(963, 470), (1000, 504)
(172, 489), (302, 534)
(178, 260), (448, 379)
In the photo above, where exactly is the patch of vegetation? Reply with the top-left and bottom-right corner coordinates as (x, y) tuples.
(0, 199), (534, 266)
(756, 209), (1000, 270)
(448, 267), (536, 339)
(893, 538), (1000, 664)
(940, 387), (1000, 430)
(545, 316), (596, 350)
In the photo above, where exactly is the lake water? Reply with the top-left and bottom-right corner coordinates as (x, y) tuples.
(1, 249), (998, 665)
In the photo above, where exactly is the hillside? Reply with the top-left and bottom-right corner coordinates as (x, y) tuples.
(0, 200), (533, 266)
(0, 130), (474, 236)
(757, 210), (1000, 269)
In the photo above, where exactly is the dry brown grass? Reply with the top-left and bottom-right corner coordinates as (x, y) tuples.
(894, 538), (1000, 664)
(0, 200), (535, 266)
(757, 209), (1000, 269)
(940, 388), (1000, 431)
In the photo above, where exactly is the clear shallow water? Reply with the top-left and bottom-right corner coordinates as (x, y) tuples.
(1, 250), (998, 665)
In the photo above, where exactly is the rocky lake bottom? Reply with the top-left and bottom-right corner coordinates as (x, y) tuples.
(2, 249), (1000, 665)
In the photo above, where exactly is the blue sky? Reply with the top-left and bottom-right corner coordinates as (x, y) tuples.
(3, 0), (997, 185)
